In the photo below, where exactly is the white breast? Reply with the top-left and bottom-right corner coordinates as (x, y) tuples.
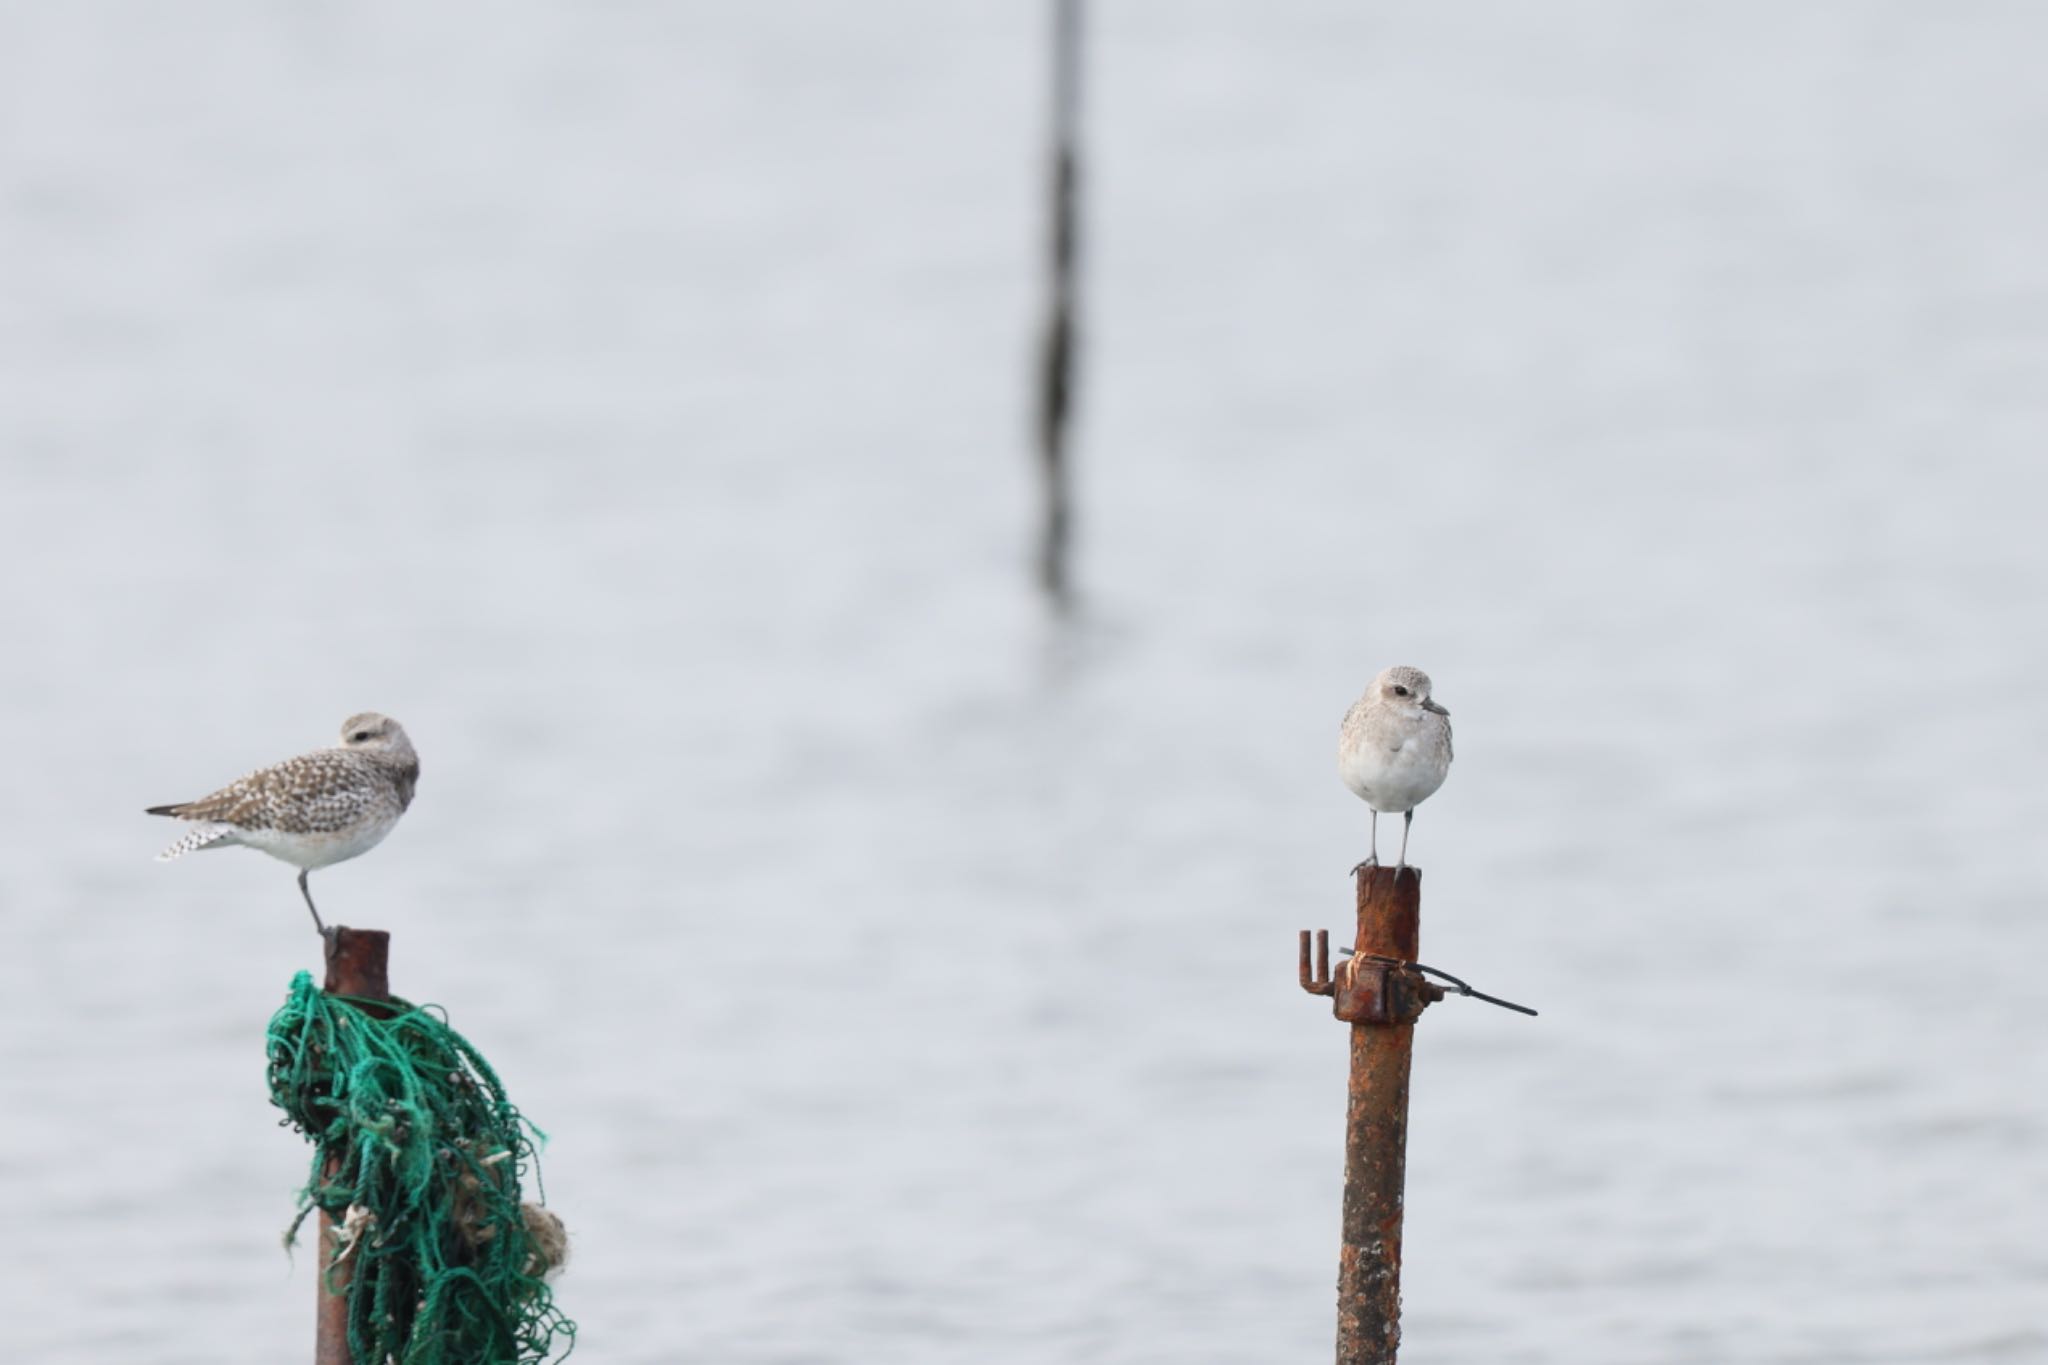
(1339, 725), (1451, 814)
(235, 812), (402, 870)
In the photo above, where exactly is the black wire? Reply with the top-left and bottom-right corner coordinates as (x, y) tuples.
(1336, 948), (1539, 1017)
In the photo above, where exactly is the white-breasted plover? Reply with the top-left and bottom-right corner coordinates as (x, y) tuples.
(1338, 667), (1452, 880)
(147, 713), (419, 933)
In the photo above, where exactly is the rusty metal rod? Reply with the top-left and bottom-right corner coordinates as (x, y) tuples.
(1336, 867), (1423, 1364)
(316, 927), (392, 1365)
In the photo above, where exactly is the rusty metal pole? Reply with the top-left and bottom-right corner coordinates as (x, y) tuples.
(315, 928), (391, 1365)
(1300, 867), (1439, 1365)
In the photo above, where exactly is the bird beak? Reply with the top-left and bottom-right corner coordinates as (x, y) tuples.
(1422, 699), (1449, 716)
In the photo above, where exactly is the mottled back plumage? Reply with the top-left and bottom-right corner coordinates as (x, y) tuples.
(149, 748), (412, 835)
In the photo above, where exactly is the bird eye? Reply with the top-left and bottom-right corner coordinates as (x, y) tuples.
(1392, 685), (1409, 697)
(351, 730), (373, 742)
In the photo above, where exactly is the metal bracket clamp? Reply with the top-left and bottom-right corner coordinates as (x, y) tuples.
(1299, 929), (1443, 1025)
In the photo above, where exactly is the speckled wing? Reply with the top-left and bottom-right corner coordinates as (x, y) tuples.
(146, 750), (386, 834)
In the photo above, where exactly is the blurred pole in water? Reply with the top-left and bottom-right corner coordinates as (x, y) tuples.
(1300, 869), (1439, 1364)
(1033, 0), (1083, 609)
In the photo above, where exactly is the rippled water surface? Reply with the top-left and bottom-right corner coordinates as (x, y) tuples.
(3, 4), (2045, 1362)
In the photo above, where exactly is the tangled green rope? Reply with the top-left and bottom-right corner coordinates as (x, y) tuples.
(266, 970), (576, 1365)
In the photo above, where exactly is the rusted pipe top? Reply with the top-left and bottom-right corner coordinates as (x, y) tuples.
(322, 927), (391, 1003)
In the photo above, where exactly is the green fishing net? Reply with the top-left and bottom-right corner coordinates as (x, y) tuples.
(266, 970), (576, 1364)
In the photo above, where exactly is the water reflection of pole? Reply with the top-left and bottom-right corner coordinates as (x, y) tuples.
(1299, 869), (1441, 1364)
(315, 928), (392, 1365)
(1034, 0), (1083, 609)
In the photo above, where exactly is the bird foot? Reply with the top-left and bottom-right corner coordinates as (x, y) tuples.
(1350, 857), (1379, 878)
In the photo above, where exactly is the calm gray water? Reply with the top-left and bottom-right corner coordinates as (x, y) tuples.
(2, 4), (2045, 1362)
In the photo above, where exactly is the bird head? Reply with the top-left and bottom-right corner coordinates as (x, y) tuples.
(1374, 666), (1448, 716)
(339, 713), (416, 761)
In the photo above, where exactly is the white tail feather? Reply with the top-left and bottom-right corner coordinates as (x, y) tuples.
(157, 823), (236, 861)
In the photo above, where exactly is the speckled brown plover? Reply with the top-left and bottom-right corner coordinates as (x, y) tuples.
(147, 713), (419, 934)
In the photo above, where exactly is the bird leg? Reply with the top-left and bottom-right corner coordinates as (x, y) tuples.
(1350, 809), (1380, 878)
(1393, 809), (1414, 882)
(297, 869), (329, 936)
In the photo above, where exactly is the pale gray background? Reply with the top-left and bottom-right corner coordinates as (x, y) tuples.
(2, 3), (2044, 1362)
